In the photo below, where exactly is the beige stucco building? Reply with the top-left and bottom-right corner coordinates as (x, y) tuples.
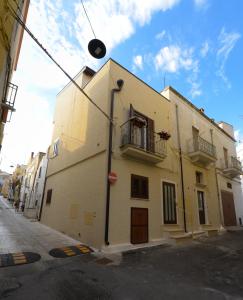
(19, 152), (45, 218)
(40, 59), (242, 250)
(0, 0), (29, 149)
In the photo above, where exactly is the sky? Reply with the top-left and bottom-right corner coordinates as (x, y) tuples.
(1, 0), (243, 172)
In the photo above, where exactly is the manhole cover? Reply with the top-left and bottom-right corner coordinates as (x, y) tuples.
(49, 244), (93, 258)
(0, 252), (41, 268)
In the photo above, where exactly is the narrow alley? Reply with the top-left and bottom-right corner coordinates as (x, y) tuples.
(0, 196), (84, 260)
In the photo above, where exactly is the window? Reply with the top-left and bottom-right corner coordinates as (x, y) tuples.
(196, 171), (203, 184)
(46, 189), (52, 205)
(223, 147), (228, 168)
(227, 182), (232, 189)
(38, 167), (42, 178)
(130, 105), (155, 152)
(131, 174), (149, 199)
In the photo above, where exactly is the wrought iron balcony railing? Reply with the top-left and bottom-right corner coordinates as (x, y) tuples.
(231, 156), (242, 171)
(222, 156), (242, 171)
(120, 120), (167, 157)
(193, 136), (216, 158)
(4, 82), (18, 110)
(1, 82), (18, 123)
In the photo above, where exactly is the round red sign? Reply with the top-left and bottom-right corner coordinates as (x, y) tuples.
(108, 172), (118, 184)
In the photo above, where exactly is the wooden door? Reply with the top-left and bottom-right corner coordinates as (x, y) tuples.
(197, 191), (206, 224)
(163, 182), (177, 224)
(131, 207), (148, 244)
(221, 190), (237, 226)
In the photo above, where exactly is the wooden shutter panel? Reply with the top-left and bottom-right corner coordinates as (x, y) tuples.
(147, 117), (154, 152)
(129, 104), (135, 144)
(129, 104), (135, 118)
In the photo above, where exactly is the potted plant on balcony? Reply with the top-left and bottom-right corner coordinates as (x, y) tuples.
(157, 130), (171, 140)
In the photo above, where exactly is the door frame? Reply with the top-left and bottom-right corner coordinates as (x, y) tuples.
(196, 189), (208, 225)
(161, 179), (178, 225)
(221, 189), (237, 226)
(130, 207), (149, 244)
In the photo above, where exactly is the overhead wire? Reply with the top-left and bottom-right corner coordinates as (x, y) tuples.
(80, 0), (96, 39)
(7, 0), (111, 122)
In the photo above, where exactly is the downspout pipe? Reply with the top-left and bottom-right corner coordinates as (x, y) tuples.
(38, 156), (49, 221)
(175, 104), (187, 232)
(105, 79), (124, 246)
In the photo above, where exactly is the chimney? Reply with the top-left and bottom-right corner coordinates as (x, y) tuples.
(31, 152), (34, 160)
(79, 66), (96, 89)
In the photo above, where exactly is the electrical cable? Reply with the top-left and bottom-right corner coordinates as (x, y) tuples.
(80, 0), (96, 39)
(7, 0), (111, 122)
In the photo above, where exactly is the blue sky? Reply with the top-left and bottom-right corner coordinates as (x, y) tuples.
(111, 1), (243, 130)
(1, 0), (243, 171)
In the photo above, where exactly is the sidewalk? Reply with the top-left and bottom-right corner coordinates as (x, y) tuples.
(0, 196), (82, 260)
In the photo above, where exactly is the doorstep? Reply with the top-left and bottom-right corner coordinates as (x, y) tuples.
(101, 238), (170, 254)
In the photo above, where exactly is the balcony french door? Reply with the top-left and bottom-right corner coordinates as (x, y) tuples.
(131, 118), (147, 150)
(197, 191), (206, 225)
(163, 182), (177, 224)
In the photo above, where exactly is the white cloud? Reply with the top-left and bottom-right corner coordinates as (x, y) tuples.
(189, 81), (202, 98)
(154, 45), (201, 98)
(194, 0), (209, 10)
(156, 30), (166, 40)
(216, 28), (241, 88)
(154, 45), (196, 73)
(0, 0), (181, 171)
(132, 55), (143, 71)
(200, 41), (209, 57)
(0, 91), (53, 172)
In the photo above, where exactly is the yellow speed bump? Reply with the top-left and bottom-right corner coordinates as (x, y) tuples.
(0, 252), (41, 268)
(49, 244), (93, 258)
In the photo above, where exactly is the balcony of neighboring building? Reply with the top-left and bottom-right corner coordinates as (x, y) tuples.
(1, 82), (17, 123)
(120, 115), (167, 164)
(188, 136), (217, 167)
(221, 156), (243, 178)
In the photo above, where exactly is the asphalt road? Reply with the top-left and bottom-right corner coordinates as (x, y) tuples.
(1, 197), (243, 299)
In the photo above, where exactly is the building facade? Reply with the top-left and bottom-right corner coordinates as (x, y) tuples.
(19, 152), (45, 218)
(162, 87), (243, 230)
(29, 154), (48, 220)
(40, 59), (242, 250)
(0, 0), (29, 149)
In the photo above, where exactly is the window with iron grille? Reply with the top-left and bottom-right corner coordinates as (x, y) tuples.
(46, 189), (52, 205)
(131, 174), (149, 199)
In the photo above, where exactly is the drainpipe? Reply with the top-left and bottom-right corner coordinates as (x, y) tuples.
(105, 79), (124, 246)
(210, 129), (223, 226)
(38, 156), (49, 221)
(175, 104), (187, 232)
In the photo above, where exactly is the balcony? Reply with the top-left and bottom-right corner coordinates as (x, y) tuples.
(1, 82), (18, 123)
(222, 156), (243, 178)
(188, 136), (217, 167)
(120, 119), (167, 164)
